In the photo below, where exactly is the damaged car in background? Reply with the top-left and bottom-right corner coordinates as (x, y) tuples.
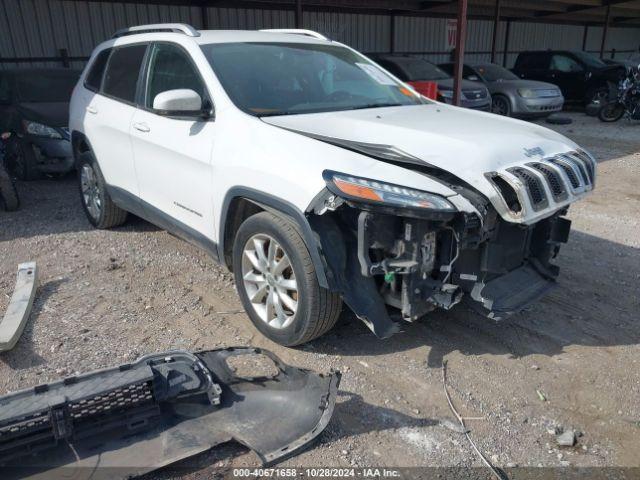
(0, 347), (339, 478)
(70, 25), (596, 346)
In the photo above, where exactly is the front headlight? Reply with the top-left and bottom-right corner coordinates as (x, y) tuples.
(325, 172), (456, 211)
(23, 120), (62, 139)
(517, 88), (536, 98)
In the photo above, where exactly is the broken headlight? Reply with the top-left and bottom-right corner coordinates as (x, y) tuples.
(324, 171), (455, 211)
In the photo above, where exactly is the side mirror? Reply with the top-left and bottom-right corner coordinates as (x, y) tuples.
(153, 89), (211, 118)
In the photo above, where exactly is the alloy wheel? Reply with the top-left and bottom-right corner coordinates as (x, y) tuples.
(492, 97), (510, 116)
(241, 234), (298, 329)
(80, 164), (102, 220)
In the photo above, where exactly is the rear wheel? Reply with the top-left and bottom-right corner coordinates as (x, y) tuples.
(598, 102), (625, 122)
(232, 212), (342, 346)
(491, 95), (512, 116)
(7, 140), (41, 181)
(77, 152), (127, 228)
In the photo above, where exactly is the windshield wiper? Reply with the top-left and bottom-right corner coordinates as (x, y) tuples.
(347, 103), (405, 111)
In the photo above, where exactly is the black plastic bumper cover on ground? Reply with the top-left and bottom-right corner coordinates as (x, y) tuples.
(0, 347), (340, 479)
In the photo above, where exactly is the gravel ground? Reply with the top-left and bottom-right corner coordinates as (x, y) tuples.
(0, 112), (639, 476)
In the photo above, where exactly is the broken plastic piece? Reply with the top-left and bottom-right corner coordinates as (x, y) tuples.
(0, 262), (38, 352)
(0, 347), (340, 479)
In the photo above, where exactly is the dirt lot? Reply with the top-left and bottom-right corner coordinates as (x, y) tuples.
(0, 112), (639, 476)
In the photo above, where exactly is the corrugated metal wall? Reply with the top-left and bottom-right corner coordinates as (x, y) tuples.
(1, 0), (639, 70)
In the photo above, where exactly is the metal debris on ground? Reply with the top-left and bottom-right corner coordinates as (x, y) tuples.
(556, 430), (577, 447)
(442, 360), (509, 480)
(0, 262), (38, 352)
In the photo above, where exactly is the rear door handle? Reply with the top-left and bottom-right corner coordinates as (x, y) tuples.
(133, 122), (150, 133)
(86, 106), (97, 114)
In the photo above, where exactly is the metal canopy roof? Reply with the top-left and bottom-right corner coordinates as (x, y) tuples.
(87, 0), (640, 27)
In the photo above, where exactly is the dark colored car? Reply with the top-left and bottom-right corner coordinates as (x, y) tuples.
(369, 54), (491, 111)
(512, 50), (626, 105)
(0, 68), (79, 180)
(439, 62), (564, 118)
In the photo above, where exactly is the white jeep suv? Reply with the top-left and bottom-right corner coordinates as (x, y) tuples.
(70, 24), (596, 346)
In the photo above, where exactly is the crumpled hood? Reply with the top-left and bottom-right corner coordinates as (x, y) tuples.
(17, 102), (69, 128)
(262, 103), (578, 197)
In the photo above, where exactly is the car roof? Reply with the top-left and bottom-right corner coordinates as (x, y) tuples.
(194, 29), (330, 45)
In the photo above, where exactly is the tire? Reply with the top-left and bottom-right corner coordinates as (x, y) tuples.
(7, 140), (42, 181)
(491, 95), (512, 116)
(77, 152), (127, 229)
(598, 103), (625, 123)
(586, 87), (609, 107)
(0, 164), (19, 211)
(232, 211), (342, 346)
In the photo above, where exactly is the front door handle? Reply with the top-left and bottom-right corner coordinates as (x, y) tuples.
(133, 122), (150, 133)
(86, 106), (98, 114)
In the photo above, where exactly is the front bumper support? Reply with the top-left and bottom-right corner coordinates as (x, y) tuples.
(0, 347), (340, 478)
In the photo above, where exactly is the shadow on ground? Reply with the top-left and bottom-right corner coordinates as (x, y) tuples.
(310, 229), (639, 367)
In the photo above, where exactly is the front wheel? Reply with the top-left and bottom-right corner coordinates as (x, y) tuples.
(598, 102), (625, 122)
(232, 212), (342, 346)
(491, 95), (512, 116)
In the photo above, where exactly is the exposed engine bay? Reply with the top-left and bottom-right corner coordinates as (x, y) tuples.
(308, 172), (572, 338)
(0, 348), (340, 479)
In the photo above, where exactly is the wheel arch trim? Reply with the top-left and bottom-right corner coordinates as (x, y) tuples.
(218, 187), (332, 290)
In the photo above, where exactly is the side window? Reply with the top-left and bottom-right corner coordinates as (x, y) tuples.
(103, 44), (148, 103)
(85, 48), (111, 92)
(550, 55), (583, 73)
(145, 43), (206, 109)
(0, 75), (11, 104)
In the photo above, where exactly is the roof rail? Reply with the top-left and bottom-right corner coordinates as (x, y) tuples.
(259, 29), (328, 40)
(112, 23), (200, 39)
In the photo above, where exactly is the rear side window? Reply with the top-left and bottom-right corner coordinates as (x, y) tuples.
(103, 44), (147, 103)
(516, 53), (549, 71)
(85, 49), (111, 92)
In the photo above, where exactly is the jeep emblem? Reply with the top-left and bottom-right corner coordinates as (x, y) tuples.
(524, 147), (545, 158)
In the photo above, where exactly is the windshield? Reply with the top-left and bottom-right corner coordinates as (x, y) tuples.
(474, 64), (518, 82)
(201, 42), (424, 116)
(15, 71), (79, 103)
(397, 58), (450, 81)
(573, 51), (607, 69)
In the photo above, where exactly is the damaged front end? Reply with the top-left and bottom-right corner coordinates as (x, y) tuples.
(0, 348), (340, 478)
(309, 169), (572, 337)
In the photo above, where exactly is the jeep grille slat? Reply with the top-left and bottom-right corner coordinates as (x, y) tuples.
(506, 167), (548, 211)
(527, 162), (568, 201)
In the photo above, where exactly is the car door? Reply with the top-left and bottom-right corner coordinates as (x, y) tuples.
(548, 54), (585, 101)
(130, 42), (216, 241)
(82, 44), (148, 197)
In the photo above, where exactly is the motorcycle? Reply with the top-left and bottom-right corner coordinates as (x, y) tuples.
(598, 65), (640, 122)
(0, 132), (20, 211)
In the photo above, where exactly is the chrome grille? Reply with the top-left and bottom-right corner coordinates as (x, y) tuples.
(491, 150), (596, 215)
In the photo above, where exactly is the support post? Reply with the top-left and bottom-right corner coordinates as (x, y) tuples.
(502, 20), (511, 67)
(452, 0), (468, 107)
(390, 11), (395, 53)
(295, 0), (302, 28)
(59, 48), (69, 68)
(600, 4), (611, 58)
(490, 0), (501, 64)
(582, 25), (588, 51)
